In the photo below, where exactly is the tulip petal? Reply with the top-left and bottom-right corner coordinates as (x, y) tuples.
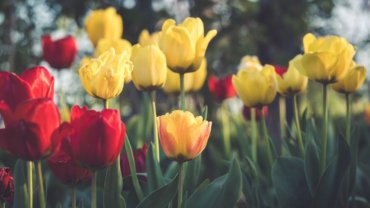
(303, 33), (316, 53)
(20, 66), (54, 99)
(0, 72), (33, 109)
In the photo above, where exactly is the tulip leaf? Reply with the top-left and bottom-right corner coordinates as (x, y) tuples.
(304, 139), (320, 195)
(136, 174), (178, 208)
(272, 157), (311, 208)
(201, 105), (208, 120)
(185, 158), (242, 208)
(146, 143), (164, 192)
(183, 155), (201, 195)
(312, 136), (351, 208)
(103, 159), (126, 208)
(14, 159), (29, 208)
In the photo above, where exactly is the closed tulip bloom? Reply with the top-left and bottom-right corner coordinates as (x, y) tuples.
(48, 123), (92, 185)
(189, 58), (207, 92)
(293, 33), (355, 84)
(85, 7), (123, 46)
(232, 65), (277, 107)
(163, 68), (193, 94)
(95, 38), (132, 57)
(332, 62), (366, 94)
(275, 58), (308, 96)
(0, 167), (14, 203)
(158, 110), (212, 162)
(139, 29), (161, 46)
(120, 144), (148, 178)
(131, 44), (167, 91)
(68, 106), (125, 169)
(238, 55), (262, 71)
(42, 35), (77, 70)
(159, 17), (217, 73)
(208, 75), (236, 102)
(79, 48), (132, 100)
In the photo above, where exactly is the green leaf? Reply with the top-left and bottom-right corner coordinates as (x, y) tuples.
(183, 155), (201, 195)
(272, 157), (311, 208)
(312, 137), (351, 208)
(103, 159), (126, 208)
(201, 106), (208, 120)
(304, 139), (320, 195)
(186, 158), (242, 208)
(13, 160), (29, 208)
(136, 175), (179, 208)
(146, 143), (164, 192)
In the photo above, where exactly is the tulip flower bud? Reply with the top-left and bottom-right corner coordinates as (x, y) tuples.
(139, 29), (161, 46)
(0, 167), (14, 203)
(208, 75), (236, 102)
(158, 110), (212, 162)
(294, 33), (355, 84)
(121, 144), (148, 178)
(42, 35), (77, 70)
(131, 44), (167, 91)
(232, 65), (277, 108)
(332, 62), (366, 94)
(79, 48), (133, 100)
(85, 7), (123, 47)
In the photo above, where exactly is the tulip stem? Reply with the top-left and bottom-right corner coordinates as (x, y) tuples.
(71, 186), (77, 208)
(36, 161), (45, 208)
(150, 91), (160, 162)
(221, 103), (231, 158)
(91, 171), (97, 208)
(345, 94), (351, 144)
(180, 73), (186, 110)
(260, 108), (274, 168)
(320, 84), (329, 175)
(104, 99), (109, 109)
(27, 161), (33, 208)
(177, 162), (184, 208)
(279, 97), (286, 138)
(124, 135), (144, 201)
(293, 95), (304, 157)
(251, 108), (258, 164)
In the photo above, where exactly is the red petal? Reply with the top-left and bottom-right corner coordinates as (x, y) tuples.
(20, 66), (54, 100)
(0, 72), (33, 109)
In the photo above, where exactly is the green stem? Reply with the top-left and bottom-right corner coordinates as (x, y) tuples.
(177, 163), (184, 208)
(279, 97), (286, 138)
(293, 95), (304, 157)
(71, 187), (76, 208)
(221, 104), (231, 157)
(36, 161), (45, 208)
(27, 161), (33, 208)
(251, 108), (258, 164)
(104, 99), (109, 109)
(320, 84), (329, 175)
(124, 135), (144, 201)
(345, 94), (351, 144)
(261, 108), (273, 168)
(179, 73), (186, 110)
(91, 171), (97, 208)
(151, 91), (160, 162)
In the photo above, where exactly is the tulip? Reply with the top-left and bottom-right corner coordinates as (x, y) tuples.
(163, 68), (193, 94)
(138, 29), (160, 46)
(189, 58), (207, 92)
(95, 38), (132, 57)
(48, 124), (92, 185)
(158, 110), (212, 162)
(332, 62), (366, 94)
(0, 98), (60, 161)
(293, 33), (355, 84)
(0, 167), (14, 203)
(42, 35), (77, 70)
(67, 106), (125, 169)
(242, 105), (268, 121)
(159, 17), (217, 73)
(238, 55), (262, 71)
(121, 144), (148, 178)
(85, 7), (123, 46)
(232, 65), (277, 107)
(79, 48), (132, 100)
(275, 58), (308, 96)
(131, 44), (167, 91)
(208, 75), (236, 102)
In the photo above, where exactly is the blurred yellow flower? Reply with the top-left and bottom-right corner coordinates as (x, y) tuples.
(85, 7), (123, 46)
(276, 55), (308, 96)
(138, 29), (161, 46)
(332, 62), (366, 94)
(294, 33), (355, 84)
(131, 44), (167, 91)
(95, 38), (132, 57)
(79, 48), (132, 99)
(189, 58), (207, 92)
(163, 68), (193, 94)
(238, 55), (262, 71)
(232, 65), (277, 107)
(158, 110), (212, 162)
(159, 17), (217, 73)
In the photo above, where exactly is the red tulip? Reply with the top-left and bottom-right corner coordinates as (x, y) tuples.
(67, 106), (126, 169)
(42, 35), (77, 70)
(274, 65), (288, 77)
(0, 167), (14, 203)
(208, 75), (237, 102)
(242, 105), (268, 121)
(0, 98), (60, 161)
(120, 144), (148, 178)
(0, 66), (54, 110)
(48, 123), (92, 185)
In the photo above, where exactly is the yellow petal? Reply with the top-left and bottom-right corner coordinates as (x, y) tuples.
(303, 33), (316, 53)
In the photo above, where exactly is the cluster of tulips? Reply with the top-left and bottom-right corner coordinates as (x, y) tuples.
(0, 5), (369, 208)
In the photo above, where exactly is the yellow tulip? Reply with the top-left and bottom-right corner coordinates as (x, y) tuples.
(79, 48), (132, 99)
(238, 55), (262, 71)
(139, 29), (161, 46)
(332, 62), (366, 94)
(232, 65), (277, 107)
(293, 33), (355, 84)
(190, 58), (207, 91)
(95, 38), (132, 57)
(276, 56), (308, 96)
(158, 110), (212, 162)
(159, 17), (217, 73)
(163, 68), (193, 94)
(85, 7), (123, 46)
(131, 44), (167, 91)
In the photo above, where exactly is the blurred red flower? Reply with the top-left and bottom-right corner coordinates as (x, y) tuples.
(121, 144), (148, 178)
(42, 35), (77, 70)
(208, 75), (236, 102)
(242, 105), (268, 121)
(273, 65), (288, 77)
(0, 167), (14, 203)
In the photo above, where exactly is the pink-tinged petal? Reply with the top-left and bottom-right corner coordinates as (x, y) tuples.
(20, 66), (55, 99)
